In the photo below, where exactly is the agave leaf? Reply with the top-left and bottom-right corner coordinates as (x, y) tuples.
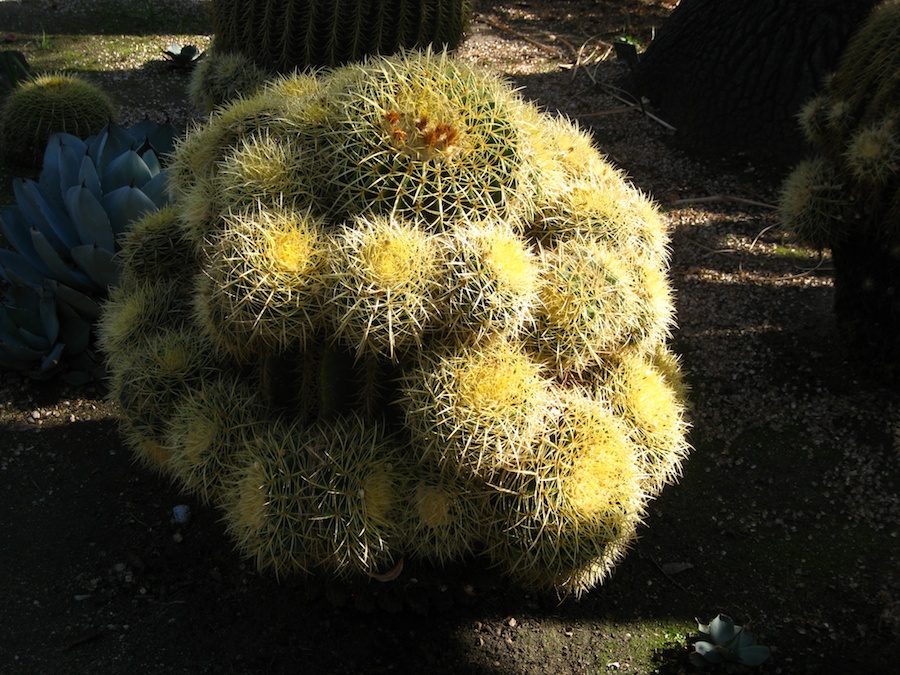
(43, 132), (87, 181)
(31, 228), (100, 292)
(57, 300), (91, 356)
(53, 281), (102, 320)
(32, 177), (75, 238)
(0, 283), (58, 347)
(126, 119), (158, 142)
(0, 209), (56, 279)
(0, 248), (49, 288)
(55, 140), (90, 195)
(0, 338), (49, 364)
(734, 626), (757, 649)
(101, 184), (158, 237)
(77, 154), (103, 199)
(0, 307), (41, 350)
(36, 341), (66, 378)
(693, 640), (724, 664)
(71, 243), (120, 289)
(12, 178), (74, 252)
(738, 644), (772, 666)
(709, 614), (737, 646)
(65, 184), (115, 251)
(141, 171), (172, 208)
(92, 123), (140, 174)
(140, 147), (163, 176)
(102, 150), (154, 192)
(2, 320), (47, 350)
(0, 315), (26, 349)
(147, 121), (180, 159)
(37, 284), (60, 344)
(41, 132), (88, 188)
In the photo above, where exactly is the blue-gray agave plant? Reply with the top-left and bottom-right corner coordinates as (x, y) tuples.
(690, 614), (772, 672)
(0, 280), (90, 379)
(0, 120), (179, 381)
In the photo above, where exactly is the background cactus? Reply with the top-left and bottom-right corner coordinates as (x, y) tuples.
(191, 1), (474, 111)
(778, 0), (900, 378)
(210, 0), (473, 71)
(187, 49), (270, 112)
(0, 121), (179, 380)
(0, 73), (115, 169)
(100, 50), (690, 597)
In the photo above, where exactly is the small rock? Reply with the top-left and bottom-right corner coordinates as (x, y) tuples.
(172, 504), (190, 524)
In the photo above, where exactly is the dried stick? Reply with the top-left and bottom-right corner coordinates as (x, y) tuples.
(671, 195), (778, 210)
(482, 16), (566, 58)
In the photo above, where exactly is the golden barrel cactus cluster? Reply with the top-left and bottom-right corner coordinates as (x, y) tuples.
(100, 50), (690, 596)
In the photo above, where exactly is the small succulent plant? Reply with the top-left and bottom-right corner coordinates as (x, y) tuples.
(0, 122), (176, 299)
(690, 614), (772, 672)
(0, 279), (90, 380)
(0, 120), (179, 381)
(162, 43), (203, 68)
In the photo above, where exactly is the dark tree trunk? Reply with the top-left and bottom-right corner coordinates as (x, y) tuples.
(633, 0), (880, 165)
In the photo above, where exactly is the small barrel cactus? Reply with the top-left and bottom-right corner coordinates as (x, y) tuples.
(187, 49), (271, 112)
(0, 73), (115, 169)
(100, 50), (689, 596)
(778, 0), (900, 377)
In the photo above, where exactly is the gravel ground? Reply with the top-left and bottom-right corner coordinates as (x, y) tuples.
(1, 1), (899, 672)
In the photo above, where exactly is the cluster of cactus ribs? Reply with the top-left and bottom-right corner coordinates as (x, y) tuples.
(99, 50), (690, 596)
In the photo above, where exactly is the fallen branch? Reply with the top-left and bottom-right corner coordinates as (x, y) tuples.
(482, 15), (567, 58)
(578, 81), (677, 131)
(671, 195), (778, 210)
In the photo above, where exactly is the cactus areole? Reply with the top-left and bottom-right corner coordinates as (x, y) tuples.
(100, 50), (690, 597)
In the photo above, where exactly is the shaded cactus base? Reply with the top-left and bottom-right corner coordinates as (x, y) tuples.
(101, 51), (690, 597)
(832, 236), (900, 379)
(779, 1), (900, 383)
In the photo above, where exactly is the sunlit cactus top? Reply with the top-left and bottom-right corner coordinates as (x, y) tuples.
(100, 50), (690, 597)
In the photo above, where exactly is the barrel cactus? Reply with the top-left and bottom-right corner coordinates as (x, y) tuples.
(210, 0), (473, 71)
(778, 0), (900, 377)
(191, 0), (474, 110)
(187, 49), (271, 112)
(100, 50), (690, 597)
(0, 73), (115, 169)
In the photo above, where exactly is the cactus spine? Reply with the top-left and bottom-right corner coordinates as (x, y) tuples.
(101, 51), (689, 597)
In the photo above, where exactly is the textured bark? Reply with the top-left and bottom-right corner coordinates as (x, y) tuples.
(634, 0), (880, 165)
